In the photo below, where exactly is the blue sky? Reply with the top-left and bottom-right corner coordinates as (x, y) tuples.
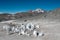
(0, 0), (60, 13)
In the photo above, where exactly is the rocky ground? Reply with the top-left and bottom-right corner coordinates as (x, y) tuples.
(0, 17), (60, 40)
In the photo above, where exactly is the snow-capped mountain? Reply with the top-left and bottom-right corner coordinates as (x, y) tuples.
(32, 8), (44, 13)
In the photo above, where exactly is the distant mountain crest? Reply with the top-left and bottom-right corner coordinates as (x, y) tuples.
(32, 8), (44, 13)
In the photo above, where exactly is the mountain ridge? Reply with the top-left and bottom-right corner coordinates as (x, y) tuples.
(0, 8), (60, 21)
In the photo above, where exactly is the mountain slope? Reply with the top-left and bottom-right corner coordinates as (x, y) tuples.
(45, 8), (60, 20)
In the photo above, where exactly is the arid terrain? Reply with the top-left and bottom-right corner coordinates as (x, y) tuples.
(0, 8), (60, 40)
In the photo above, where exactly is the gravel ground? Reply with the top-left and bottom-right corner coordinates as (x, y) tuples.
(0, 18), (60, 40)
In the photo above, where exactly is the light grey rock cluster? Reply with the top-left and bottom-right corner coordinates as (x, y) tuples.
(2, 22), (44, 37)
